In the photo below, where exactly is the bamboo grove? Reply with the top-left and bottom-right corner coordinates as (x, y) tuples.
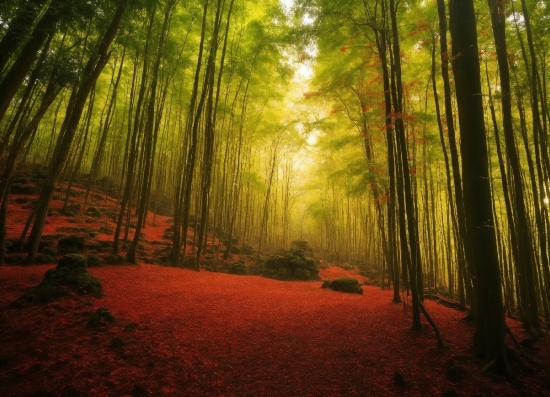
(0, 0), (298, 268)
(1, 0), (550, 373)
(294, 0), (550, 371)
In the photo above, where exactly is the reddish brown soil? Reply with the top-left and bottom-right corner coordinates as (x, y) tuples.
(1, 184), (550, 396)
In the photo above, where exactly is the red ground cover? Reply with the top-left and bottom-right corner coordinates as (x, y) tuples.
(1, 264), (549, 396)
(1, 183), (550, 396)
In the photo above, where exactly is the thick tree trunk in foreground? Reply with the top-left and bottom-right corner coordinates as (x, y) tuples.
(449, 0), (509, 373)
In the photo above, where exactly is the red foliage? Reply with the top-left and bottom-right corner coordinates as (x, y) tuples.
(1, 264), (550, 396)
(303, 91), (322, 100)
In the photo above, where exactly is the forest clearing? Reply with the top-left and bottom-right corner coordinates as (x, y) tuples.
(3, 0), (550, 395)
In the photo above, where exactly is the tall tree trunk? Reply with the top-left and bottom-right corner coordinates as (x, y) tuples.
(127, 0), (175, 263)
(372, 4), (401, 303)
(449, 0), (509, 373)
(196, 0), (235, 264)
(487, 0), (540, 336)
(436, 0), (473, 308)
(172, 0), (210, 267)
(389, 0), (423, 329)
(114, 16), (153, 255)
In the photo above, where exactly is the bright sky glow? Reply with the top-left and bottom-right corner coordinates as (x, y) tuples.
(280, 0), (293, 13)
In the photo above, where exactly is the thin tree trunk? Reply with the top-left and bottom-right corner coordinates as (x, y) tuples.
(25, 0), (128, 262)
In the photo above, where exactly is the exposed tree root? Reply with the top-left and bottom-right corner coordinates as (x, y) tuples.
(475, 358), (497, 376)
(418, 296), (445, 348)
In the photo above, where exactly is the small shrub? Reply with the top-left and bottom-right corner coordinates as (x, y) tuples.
(87, 307), (115, 328)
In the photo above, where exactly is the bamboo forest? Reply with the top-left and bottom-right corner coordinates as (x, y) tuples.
(2, 0), (550, 396)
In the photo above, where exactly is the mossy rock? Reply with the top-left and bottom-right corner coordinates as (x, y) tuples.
(24, 280), (71, 302)
(87, 241), (104, 252)
(104, 254), (125, 265)
(58, 235), (85, 253)
(22, 255), (102, 302)
(85, 207), (101, 218)
(323, 277), (363, 294)
(446, 365), (467, 382)
(57, 254), (87, 270)
(264, 249), (319, 281)
(110, 336), (126, 349)
(87, 307), (114, 328)
(229, 262), (249, 275)
(276, 267), (291, 280)
(10, 183), (36, 195)
(99, 226), (113, 234)
(42, 246), (58, 256)
(321, 280), (332, 289)
(62, 208), (78, 217)
(86, 255), (102, 267)
(35, 254), (56, 264)
(294, 268), (311, 280)
(5, 238), (24, 253)
(124, 322), (138, 332)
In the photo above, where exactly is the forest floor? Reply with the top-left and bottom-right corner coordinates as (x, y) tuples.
(1, 180), (550, 396)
